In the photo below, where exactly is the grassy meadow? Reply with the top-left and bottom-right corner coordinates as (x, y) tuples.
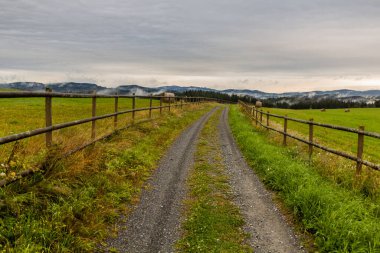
(243, 106), (380, 199)
(0, 96), (162, 136)
(258, 107), (380, 163)
(230, 106), (380, 252)
(0, 96), (168, 177)
(262, 107), (380, 132)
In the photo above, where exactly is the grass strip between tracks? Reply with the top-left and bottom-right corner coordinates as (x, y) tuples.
(177, 108), (252, 253)
(229, 105), (380, 252)
(0, 104), (214, 252)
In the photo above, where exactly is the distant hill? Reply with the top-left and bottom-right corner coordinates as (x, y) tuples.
(0, 82), (379, 102)
(48, 82), (108, 93)
(221, 88), (380, 99)
(0, 82), (45, 91)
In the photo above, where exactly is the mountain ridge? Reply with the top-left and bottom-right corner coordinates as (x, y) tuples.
(1, 82), (379, 100)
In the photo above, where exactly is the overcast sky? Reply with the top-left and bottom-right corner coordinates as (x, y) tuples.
(1, 0), (380, 92)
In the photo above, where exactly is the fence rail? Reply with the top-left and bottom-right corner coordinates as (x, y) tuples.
(238, 101), (380, 173)
(0, 90), (219, 146)
(0, 90), (223, 187)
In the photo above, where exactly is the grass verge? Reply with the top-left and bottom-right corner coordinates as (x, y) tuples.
(254, 107), (380, 199)
(229, 105), (380, 252)
(177, 108), (252, 253)
(0, 104), (214, 252)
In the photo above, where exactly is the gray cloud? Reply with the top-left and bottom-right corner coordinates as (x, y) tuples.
(1, 0), (380, 91)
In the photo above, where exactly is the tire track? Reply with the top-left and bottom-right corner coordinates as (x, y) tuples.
(105, 107), (218, 253)
(218, 107), (305, 253)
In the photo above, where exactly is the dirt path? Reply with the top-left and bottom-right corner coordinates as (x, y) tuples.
(218, 107), (305, 253)
(105, 107), (218, 253)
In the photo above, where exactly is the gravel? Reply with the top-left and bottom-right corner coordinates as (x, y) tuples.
(104, 107), (218, 253)
(218, 107), (305, 253)
(104, 106), (306, 253)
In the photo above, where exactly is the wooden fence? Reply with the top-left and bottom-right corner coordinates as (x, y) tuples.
(238, 101), (380, 174)
(0, 90), (222, 186)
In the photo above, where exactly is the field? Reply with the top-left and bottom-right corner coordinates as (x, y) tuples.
(260, 107), (380, 165)
(242, 106), (380, 200)
(0, 97), (161, 136)
(0, 96), (164, 176)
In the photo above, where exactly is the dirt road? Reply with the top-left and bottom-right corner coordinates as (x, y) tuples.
(105, 106), (304, 252)
(105, 107), (218, 253)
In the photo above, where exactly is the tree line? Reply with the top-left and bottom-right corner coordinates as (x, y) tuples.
(174, 90), (380, 109)
(175, 90), (256, 104)
(264, 97), (380, 109)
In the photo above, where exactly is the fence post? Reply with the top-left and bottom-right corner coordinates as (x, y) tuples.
(114, 94), (118, 129)
(251, 106), (254, 117)
(308, 118), (314, 163)
(45, 88), (53, 147)
(91, 91), (96, 139)
(356, 126), (365, 176)
(132, 93), (136, 123)
(149, 94), (153, 118)
(255, 107), (258, 126)
(266, 111), (270, 130)
(283, 115), (288, 146)
(160, 96), (163, 115)
(260, 109), (263, 123)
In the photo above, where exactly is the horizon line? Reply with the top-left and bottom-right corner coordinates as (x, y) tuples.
(1, 81), (380, 94)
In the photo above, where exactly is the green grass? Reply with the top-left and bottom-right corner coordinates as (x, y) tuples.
(0, 104), (214, 252)
(250, 106), (380, 199)
(260, 107), (380, 164)
(0, 97), (161, 136)
(0, 96), (169, 177)
(229, 105), (380, 252)
(177, 108), (251, 253)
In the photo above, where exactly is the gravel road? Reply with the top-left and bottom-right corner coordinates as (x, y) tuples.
(218, 107), (305, 253)
(105, 107), (218, 253)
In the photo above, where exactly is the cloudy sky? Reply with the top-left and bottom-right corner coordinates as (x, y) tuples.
(1, 0), (380, 92)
